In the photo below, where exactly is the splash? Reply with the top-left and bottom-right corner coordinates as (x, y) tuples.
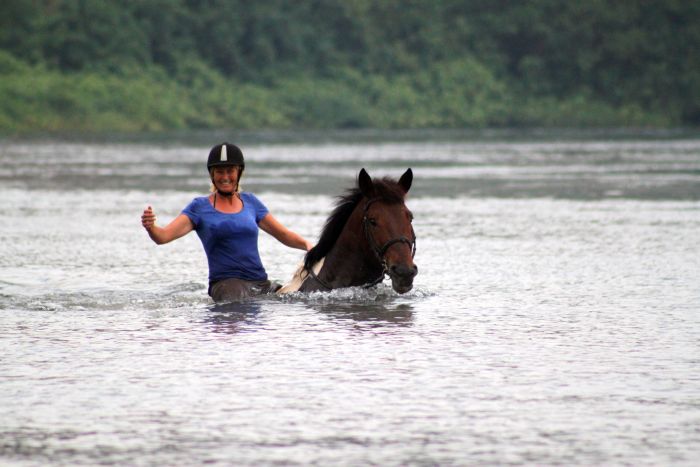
(274, 283), (433, 304)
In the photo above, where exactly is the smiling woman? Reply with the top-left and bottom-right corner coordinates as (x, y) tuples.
(140, 142), (313, 302)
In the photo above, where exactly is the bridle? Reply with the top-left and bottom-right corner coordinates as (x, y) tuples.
(306, 197), (416, 291)
(363, 197), (416, 268)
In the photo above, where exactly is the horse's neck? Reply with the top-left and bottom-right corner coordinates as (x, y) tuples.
(319, 214), (383, 288)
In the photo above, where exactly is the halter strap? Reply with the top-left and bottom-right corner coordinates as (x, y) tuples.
(306, 266), (334, 291)
(362, 197), (417, 286)
(363, 198), (416, 257)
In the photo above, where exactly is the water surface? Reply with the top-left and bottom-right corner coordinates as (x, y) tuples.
(1, 130), (699, 465)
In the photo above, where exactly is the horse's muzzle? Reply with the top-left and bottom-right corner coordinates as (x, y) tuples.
(388, 263), (418, 294)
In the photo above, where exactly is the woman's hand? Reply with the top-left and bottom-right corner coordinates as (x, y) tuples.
(141, 206), (156, 231)
(142, 210), (194, 245)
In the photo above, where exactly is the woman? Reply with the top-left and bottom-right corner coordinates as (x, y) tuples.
(141, 142), (313, 301)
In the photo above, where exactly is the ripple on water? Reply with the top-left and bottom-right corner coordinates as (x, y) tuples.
(1, 137), (700, 466)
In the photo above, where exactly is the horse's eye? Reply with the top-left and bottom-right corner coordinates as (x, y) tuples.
(368, 218), (378, 226)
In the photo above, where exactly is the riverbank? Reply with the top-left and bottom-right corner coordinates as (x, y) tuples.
(0, 52), (673, 136)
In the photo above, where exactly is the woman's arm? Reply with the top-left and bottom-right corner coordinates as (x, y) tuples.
(259, 213), (313, 251)
(141, 206), (194, 245)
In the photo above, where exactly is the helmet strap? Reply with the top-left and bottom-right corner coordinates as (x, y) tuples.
(216, 189), (234, 197)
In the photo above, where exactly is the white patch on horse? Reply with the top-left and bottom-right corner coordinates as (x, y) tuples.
(277, 258), (325, 294)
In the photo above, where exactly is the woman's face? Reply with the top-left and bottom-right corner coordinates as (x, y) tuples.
(212, 166), (240, 193)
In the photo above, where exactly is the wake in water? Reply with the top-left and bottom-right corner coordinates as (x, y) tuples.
(0, 282), (208, 313)
(1, 281), (432, 314)
(274, 282), (432, 303)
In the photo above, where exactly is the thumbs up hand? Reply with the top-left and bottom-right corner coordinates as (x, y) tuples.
(141, 206), (156, 231)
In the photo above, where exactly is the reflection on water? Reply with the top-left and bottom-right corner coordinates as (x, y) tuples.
(1, 132), (699, 466)
(204, 301), (264, 334)
(311, 302), (414, 328)
(202, 294), (416, 334)
(208, 301), (264, 315)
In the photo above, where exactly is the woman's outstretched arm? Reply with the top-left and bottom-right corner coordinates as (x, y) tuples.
(141, 206), (194, 245)
(259, 213), (313, 251)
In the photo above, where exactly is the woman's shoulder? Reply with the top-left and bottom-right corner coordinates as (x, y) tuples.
(240, 192), (269, 213)
(191, 195), (212, 205)
(183, 195), (212, 212)
(240, 191), (263, 203)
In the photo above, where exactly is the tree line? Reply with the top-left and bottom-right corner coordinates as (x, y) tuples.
(1, 0), (698, 133)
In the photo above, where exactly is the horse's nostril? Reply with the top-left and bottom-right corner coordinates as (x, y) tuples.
(391, 264), (418, 278)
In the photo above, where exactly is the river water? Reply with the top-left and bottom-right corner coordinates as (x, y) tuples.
(1, 130), (699, 465)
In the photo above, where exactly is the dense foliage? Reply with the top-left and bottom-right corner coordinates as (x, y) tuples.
(1, 0), (698, 133)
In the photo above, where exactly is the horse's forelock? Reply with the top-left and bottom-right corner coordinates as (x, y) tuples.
(372, 177), (407, 203)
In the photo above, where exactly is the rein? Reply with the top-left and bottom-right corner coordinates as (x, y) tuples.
(305, 266), (334, 291)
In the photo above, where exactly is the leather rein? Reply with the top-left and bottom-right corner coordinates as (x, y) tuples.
(307, 197), (416, 290)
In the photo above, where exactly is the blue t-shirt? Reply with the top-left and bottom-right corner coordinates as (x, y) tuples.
(182, 192), (269, 282)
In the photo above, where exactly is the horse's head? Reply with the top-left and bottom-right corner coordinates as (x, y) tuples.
(358, 168), (418, 294)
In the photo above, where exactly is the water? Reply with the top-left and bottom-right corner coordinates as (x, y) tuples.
(1, 130), (699, 465)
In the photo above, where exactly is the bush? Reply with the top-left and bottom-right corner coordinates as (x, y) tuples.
(0, 50), (681, 135)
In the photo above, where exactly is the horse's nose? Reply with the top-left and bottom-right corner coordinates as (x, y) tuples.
(391, 263), (418, 279)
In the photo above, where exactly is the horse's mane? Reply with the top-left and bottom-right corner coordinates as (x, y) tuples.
(304, 176), (406, 271)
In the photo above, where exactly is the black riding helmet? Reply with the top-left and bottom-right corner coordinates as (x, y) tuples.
(207, 143), (245, 179)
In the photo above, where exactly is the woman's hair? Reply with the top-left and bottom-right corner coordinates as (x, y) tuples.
(209, 166), (242, 193)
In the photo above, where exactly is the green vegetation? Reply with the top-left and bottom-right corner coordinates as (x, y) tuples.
(1, 0), (698, 134)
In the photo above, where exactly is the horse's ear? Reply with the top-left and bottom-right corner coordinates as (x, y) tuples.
(358, 168), (375, 198)
(398, 168), (413, 194)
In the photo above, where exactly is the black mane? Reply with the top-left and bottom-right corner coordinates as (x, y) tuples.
(304, 176), (406, 271)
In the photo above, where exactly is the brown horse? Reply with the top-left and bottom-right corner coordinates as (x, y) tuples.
(295, 168), (417, 294)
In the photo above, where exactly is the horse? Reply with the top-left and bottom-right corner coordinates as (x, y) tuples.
(279, 168), (417, 294)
